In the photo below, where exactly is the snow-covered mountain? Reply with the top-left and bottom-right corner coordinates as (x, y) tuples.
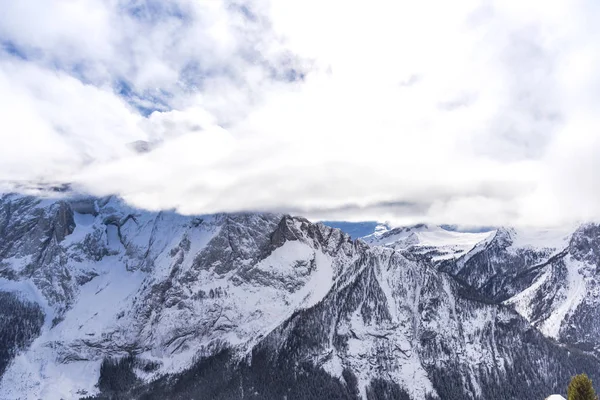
(0, 193), (599, 399)
(0, 194), (364, 399)
(362, 224), (493, 261)
(437, 224), (600, 354)
(320, 221), (392, 239)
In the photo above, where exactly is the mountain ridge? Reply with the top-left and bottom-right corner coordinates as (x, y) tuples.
(0, 193), (598, 399)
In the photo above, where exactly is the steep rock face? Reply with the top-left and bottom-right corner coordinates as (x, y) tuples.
(0, 195), (364, 399)
(505, 224), (600, 354)
(0, 195), (75, 261)
(363, 224), (492, 262)
(0, 194), (600, 400)
(116, 213), (362, 366)
(0, 195), (77, 315)
(560, 224), (600, 350)
(98, 245), (600, 400)
(438, 228), (562, 301)
(249, 247), (598, 400)
(433, 222), (600, 356)
(570, 223), (600, 266)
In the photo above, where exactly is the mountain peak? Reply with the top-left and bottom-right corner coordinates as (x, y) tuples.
(0, 194), (599, 399)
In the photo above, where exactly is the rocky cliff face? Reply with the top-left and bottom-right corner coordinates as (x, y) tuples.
(0, 194), (598, 399)
(502, 224), (600, 355)
(0, 196), (77, 315)
(0, 194), (365, 399)
(437, 227), (565, 301)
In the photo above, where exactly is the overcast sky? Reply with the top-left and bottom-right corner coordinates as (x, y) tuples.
(1, 0), (599, 227)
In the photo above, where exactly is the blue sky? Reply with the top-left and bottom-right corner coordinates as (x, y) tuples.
(1, 0), (600, 227)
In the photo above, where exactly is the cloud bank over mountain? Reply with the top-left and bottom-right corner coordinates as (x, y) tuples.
(1, 0), (599, 227)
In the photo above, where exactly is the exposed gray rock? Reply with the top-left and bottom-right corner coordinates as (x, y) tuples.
(0, 194), (599, 400)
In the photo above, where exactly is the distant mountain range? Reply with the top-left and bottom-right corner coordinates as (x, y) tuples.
(319, 221), (392, 239)
(0, 193), (597, 399)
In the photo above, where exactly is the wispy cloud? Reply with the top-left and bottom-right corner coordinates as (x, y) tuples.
(1, 0), (599, 227)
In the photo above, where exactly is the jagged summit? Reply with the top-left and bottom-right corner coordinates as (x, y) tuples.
(0, 193), (599, 399)
(0, 194), (364, 398)
(363, 223), (493, 261)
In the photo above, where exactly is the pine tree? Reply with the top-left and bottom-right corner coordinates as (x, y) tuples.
(568, 374), (598, 400)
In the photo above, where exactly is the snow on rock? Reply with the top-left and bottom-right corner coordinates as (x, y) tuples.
(438, 226), (573, 301)
(0, 195), (363, 399)
(1, 193), (600, 399)
(363, 224), (493, 261)
(538, 256), (587, 339)
(451, 221), (600, 356)
(507, 226), (575, 252)
(504, 269), (552, 323)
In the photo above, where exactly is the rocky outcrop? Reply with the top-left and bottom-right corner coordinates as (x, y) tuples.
(0, 194), (599, 400)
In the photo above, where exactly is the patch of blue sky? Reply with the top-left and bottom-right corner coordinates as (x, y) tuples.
(116, 79), (172, 116)
(122, 0), (189, 24)
(1, 40), (28, 60)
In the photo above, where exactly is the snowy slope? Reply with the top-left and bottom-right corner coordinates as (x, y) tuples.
(0, 193), (599, 399)
(192, 239), (599, 400)
(0, 195), (360, 399)
(363, 224), (493, 261)
(438, 226), (572, 299)
(434, 221), (600, 356)
(503, 224), (600, 352)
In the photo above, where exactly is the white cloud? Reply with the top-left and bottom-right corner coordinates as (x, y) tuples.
(0, 58), (144, 182)
(1, 0), (599, 227)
